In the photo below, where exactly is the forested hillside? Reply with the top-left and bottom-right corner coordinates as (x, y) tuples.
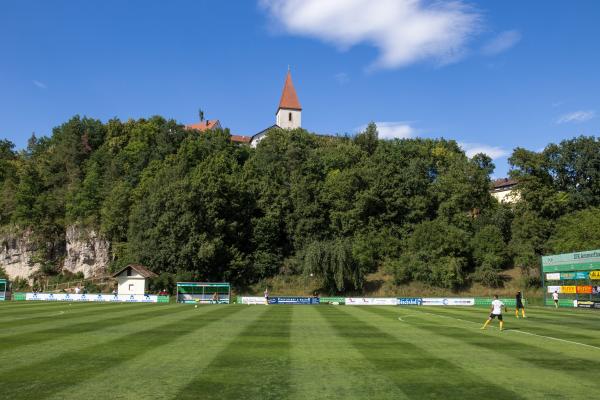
(1, 116), (599, 293)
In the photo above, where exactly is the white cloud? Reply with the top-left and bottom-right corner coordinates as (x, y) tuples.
(33, 80), (47, 89)
(556, 110), (595, 124)
(459, 142), (509, 160)
(482, 30), (521, 55)
(260, 0), (481, 69)
(334, 72), (349, 85)
(357, 122), (416, 139)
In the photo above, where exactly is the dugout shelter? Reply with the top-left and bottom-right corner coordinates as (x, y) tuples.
(542, 249), (600, 307)
(176, 282), (231, 304)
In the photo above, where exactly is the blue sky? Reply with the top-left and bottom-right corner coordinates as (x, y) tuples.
(1, 0), (599, 177)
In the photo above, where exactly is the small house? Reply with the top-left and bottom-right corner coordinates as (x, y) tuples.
(112, 264), (157, 295)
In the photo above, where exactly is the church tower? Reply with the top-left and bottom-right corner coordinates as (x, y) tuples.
(276, 71), (302, 129)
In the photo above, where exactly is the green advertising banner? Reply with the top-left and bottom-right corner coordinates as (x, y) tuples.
(320, 297), (345, 304)
(13, 293), (26, 301)
(475, 298), (523, 307)
(542, 249), (600, 272)
(157, 296), (170, 303)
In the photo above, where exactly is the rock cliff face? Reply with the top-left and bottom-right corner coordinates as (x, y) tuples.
(63, 226), (110, 277)
(0, 226), (110, 281)
(0, 231), (40, 281)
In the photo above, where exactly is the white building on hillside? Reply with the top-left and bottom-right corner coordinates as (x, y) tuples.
(491, 178), (520, 204)
(112, 264), (157, 295)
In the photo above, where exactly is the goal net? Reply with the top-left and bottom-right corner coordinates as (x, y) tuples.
(176, 282), (231, 304)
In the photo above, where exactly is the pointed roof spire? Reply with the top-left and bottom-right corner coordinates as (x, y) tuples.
(277, 70), (302, 112)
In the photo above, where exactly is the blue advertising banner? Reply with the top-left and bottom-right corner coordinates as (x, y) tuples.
(397, 298), (422, 305)
(268, 297), (320, 305)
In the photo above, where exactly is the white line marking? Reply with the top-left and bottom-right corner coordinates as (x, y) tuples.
(397, 315), (420, 322)
(409, 309), (600, 351)
(506, 328), (600, 351)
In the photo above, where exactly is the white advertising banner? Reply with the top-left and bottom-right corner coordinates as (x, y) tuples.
(344, 297), (398, 306)
(240, 296), (267, 305)
(546, 273), (561, 281)
(24, 292), (159, 303)
(421, 298), (475, 306)
(547, 286), (562, 294)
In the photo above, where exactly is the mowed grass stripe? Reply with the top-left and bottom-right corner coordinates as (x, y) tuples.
(47, 305), (267, 400)
(0, 302), (152, 332)
(415, 307), (600, 348)
(0, 301), (74, 315)
(321, 306), (525, 400)
(0, 304), (192, 375)
(358, 306), (600, 398)
(0, 303), (181, 354)
(1, 304), (244, 400)
(176, 305), (293, 400)
(287, 305), (409, 400)
(404, 308), (600, 367)
(0, 302), (108, 321)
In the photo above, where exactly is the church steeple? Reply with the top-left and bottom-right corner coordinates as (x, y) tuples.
(276, 71), (302, 129)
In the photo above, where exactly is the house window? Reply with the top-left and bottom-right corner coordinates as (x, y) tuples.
(127, 268), (132, 276)
(288, 112), (292, 122)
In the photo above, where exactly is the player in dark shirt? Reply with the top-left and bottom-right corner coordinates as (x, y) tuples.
(515, 291), (526, 318)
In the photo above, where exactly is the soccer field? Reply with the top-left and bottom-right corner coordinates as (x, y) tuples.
(1, 302), (600, 399)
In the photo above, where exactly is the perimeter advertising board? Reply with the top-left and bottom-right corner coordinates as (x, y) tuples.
(239, 296), (267, 304)
(320, 297), (345, 304)
(547, 285), (562, 293)
(397, 298), (422, 305)
(575, 301), (600, 310)
(23, 292), (163, 303)
(576, 286), (592, 294)
(344, 297), (397, 306)
(268, 297), (320, 305)
(421, 298), (475, 306)
(561, 286), (577, 294)
(560, 272), (589, 280)
(545, 273), (561, 281)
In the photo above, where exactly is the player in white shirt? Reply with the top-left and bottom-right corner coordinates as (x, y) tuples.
(552, 291), (559, 308)
(481, 295), (507, 331)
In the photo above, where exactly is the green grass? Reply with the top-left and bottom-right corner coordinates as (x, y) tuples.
(1, 302), (600, 399)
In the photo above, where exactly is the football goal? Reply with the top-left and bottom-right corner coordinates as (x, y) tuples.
(0, 279), (7, 301)
(176, 282), (231, 304)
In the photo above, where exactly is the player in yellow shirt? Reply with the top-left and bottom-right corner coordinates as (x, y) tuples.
(515, 291), (526, 318)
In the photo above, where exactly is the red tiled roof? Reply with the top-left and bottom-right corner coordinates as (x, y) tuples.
(277, 71), (302, 112)
(185, 119), (220, 132)
(230, 135), (251, 144)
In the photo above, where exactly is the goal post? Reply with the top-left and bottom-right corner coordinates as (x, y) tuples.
(176, 282), (231, 304)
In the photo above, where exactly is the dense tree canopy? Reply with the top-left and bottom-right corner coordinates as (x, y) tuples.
(2, 117), (599, 293)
